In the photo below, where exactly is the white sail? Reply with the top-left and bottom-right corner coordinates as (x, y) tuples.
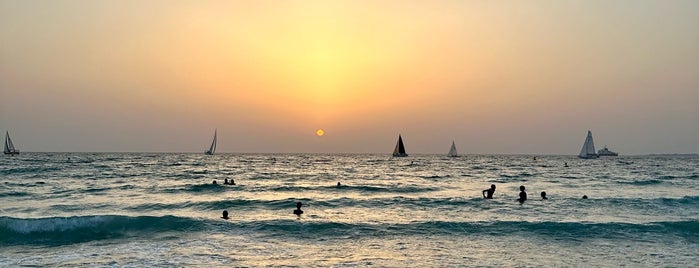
(578, 130), (597, 159)
(205, 129), (217, 155)
(448, 141), (457, 157)
(4, 131), (19, 155)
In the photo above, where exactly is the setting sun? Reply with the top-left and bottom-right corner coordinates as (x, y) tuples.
(316, 129), (325, 137)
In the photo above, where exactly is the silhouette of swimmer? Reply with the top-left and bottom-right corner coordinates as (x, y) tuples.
(212, 180), (217, 185)
(541, 191), (548, 200)
(582, 195), (588, 199)
(337, 182), (341, 187)
(224, 179), (229, 184)
(230, 179), (236, 185)
(517, 185), (527, 204)
(221, 210), (229, 220)
(482, 184), (496, 199)
(293, 202), (304, 216)
(564, 162), (569, 167)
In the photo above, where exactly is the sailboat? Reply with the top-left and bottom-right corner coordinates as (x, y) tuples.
(204, 129), (217, 155)
(4, 131), (20, 155)
(578, 130), (598, 159)
(447, 141), (458, 157)
(392, 135), (408, 157)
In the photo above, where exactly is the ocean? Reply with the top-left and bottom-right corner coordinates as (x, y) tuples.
(1, 153), (698, 267)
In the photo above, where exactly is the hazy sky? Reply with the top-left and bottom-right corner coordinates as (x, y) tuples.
(1, 0), (698, 154)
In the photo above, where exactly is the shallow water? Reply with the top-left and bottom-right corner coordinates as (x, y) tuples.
(1, 153), (698, 267)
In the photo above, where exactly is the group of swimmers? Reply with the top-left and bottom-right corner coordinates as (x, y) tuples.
(212, 179), (235, 185)
(483, 184), (587, 202)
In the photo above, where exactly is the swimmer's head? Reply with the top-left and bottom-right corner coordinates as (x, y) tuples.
(520, 185), (525, 191)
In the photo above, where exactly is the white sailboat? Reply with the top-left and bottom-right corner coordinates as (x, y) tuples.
(447, 141), (458, 157)
(578, 130), (598, 159)
(392, 135), (408, 157)
(204, 129), (217, 155)
(4, 131), (20, 155)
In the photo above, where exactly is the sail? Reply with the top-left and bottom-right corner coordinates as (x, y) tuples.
(205, 129), (217, 155)
(4, 131), (19, 155)
(448, 141), (457, 157)
(578, 130), (597, 159)
(392, 135), (407, 157)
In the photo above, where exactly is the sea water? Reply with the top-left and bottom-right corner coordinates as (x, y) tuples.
(1, 153), (697, 267)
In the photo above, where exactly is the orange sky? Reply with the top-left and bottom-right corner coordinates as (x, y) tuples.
(1, 1), (698, 154)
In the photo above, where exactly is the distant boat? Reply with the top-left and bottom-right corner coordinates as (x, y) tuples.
(204, 129), (217, 155)
(392, 135), (408, 157)
(578, 130), (598, 159)
(598, 146), (619, 156)
(447, 141), (458, 157)
(4, 131), (20, 155)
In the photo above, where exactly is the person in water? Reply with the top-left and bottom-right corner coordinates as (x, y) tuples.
(221, 210), (229, 220)
(541, 191), (548, 200)
(212, 180), (217, 185)
(564, 162), (569, 167)
(293, 202), (304, 216)
(482, 184), (496, 199)
(337, 182), (341, 187)
(517, 185), (527, 204)
(224, 179), (229, 184)
(582, 195), (588, 199)
(230, 179), (236, 185)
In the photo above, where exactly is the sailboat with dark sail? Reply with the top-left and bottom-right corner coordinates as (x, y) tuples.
(392, 135), (408, 157)
(4, 131), (20, 155)
(204, 129), (217, 155)
(447, 141), (458, 157)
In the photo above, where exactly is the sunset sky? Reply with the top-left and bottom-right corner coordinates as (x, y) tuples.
(1, 0), (697, 154)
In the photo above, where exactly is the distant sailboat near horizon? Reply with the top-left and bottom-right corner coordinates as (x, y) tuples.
(204, 129), (217, 155)
(392, 135), (408, 157)
(4, 131), (20, 155)
(578, 130), (598, 159)
(447, 141), (458, 157)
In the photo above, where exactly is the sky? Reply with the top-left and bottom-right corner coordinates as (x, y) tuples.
(1, 0), (698, 154)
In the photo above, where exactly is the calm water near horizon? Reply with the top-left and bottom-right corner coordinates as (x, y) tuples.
(1, 153), (698, 267)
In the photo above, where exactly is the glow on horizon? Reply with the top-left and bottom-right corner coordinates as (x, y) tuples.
(1, 1), (698, 154)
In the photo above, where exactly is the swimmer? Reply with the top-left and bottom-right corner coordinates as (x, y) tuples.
(564, 162), (569, 167)
(582, 195), (588, 199)
(541, 191), (548, 200)
(337, 182), (341, 187)
(293, 202), (304, 216)
(221, 210), (229, 220)
(517, 185), (527, 204)
(224, 179), (229, 184)
(482, 184), (496, 199)
(230, 179), (236, 185)
(212, 180), (217, 185)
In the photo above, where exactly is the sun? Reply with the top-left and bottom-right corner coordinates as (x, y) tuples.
(316, 129), (325, 137)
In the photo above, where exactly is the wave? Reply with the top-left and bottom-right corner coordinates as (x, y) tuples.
(2, 215), (696, 246)
(0, 215), (206, 246)
(158, 183), (440, 195)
